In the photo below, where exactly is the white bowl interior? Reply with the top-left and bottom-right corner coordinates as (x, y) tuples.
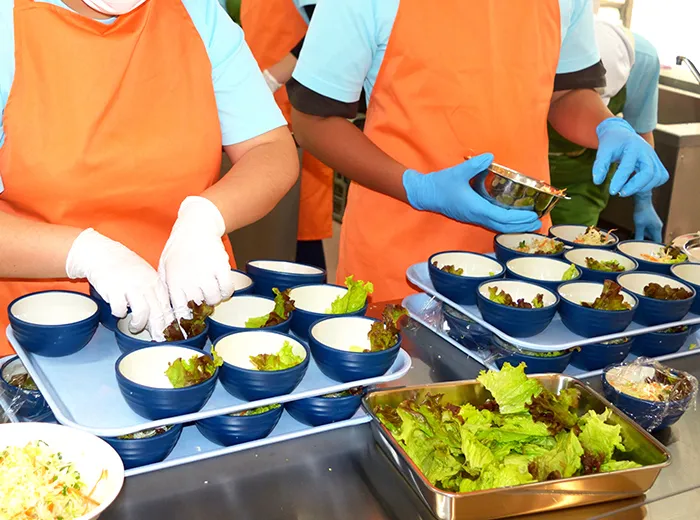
(1, 358), (28, 383)
(231, 270), (254, 291)
(210, 296), (275, 326)
(289, 285), (349, 313)
(551, 225), (615, 244)
(478, 280), (557, 307)
(117, 314), (153, 341)
(617, 272), (693, 296)
(672, 264), (700, 286)
(119, 346), (208, 388)
(617, 241), (665, 261)
(10, 292), (97, 326)
(215, 331), (307, 369)
(249, 260), (323, 275)
(506, 257), (575, 281)
(432, 252), (503, 277)
(558, 282), (637, 307)
(564, 249), (637, 271)
(311, 317), (376, 352)
(496, 233), (558, 251)
(0, 422), (124, 520)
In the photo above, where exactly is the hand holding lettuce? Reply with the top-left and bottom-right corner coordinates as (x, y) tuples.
(163, 301), (214, 341)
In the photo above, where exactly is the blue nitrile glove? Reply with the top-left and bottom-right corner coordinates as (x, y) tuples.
(402, 153), (542, 233)
(593, 118), (669, 197)
(633, 191), (663, 242)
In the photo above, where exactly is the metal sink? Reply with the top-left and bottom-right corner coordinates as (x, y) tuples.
(658, 85), (700, 124)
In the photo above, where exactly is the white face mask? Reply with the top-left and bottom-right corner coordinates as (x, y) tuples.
(82, 0), (148, 15)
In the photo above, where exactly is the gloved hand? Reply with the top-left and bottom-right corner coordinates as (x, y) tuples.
(159, 196), (235, 320)
(593, 118), (669, 197)
(262, 69), (283, 93)
(402, 153), (542, 233)
(633, 191), (663, 242)
(66, 229), (174, 341)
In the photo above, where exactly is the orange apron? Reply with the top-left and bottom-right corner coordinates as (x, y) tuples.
(0, 0), (230, 355)
(337, 0), (561, 301)
(241, 0), (333, 241)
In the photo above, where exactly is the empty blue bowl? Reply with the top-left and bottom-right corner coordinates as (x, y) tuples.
(505, 256), (581, 292)
(207, 295), (292, 343)
(246, 260), (326, 297)
(285, 391), (363, 427)
(8, 291), (99, 357)
(564, 248), (638, 284)
(114, 314), (209, 356)
(631, 326), (693, 357)
(195, 405), (284, 447)
(309, 316), (401, 383)
(89, 285), (118, 332)
(491, 337), (572, 374)
(102, 424), (183, 470)
(215, 330), (309, 401)
(550, 225), (619, 249)
(476, 280), (559, 338)
(0, 356), (54, 421)
(557, 281), (638, 338)
(570, 337), (635, 371)
(115, 345), (219, 420)
(617, 272), (696, 326)
(288, 284), (368, 341)
(231, 269), (255, 295)
(429, 251), (505, 306)
(617, 240), (687, 275)
(671, 264), (700, 315)
(493, 233), (566, 264)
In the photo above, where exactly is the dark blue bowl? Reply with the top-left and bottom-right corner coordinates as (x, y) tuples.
(550, 225), (619, 250)
(102, 424), (183, 470)
(491, 338), (572, 374)
(429, 251), (505, 306)
(617, 272), (696, 327)
(493, 233), (566, 264)
(89, 285), (119, 332)
(115, 345), (219, 420)
(207, 295), (292, 344)
(617, 240), (687, 276)
(215, 331), (310, 401)
(671, 264), (700, 315)
(0, 356), (54, 421)
(557, 281), (638, 338)
(442, 305), (492, 349)
(231, 269), (255, 295)
(8, 291), (100, 357)
(286, 392), (362, 427)
(309, 316), (401, 383)
(114, 315), (209, 356)
(246, 260), (326, 297)
(631, 327), (693, 357)
(602, 366), (694, 432)
(195, 405), (284, 447)
(476, 280), (559, 338)
(505, 256), (581, 293)
(570, 337), (634, 371)
(563, 248), (638, 284)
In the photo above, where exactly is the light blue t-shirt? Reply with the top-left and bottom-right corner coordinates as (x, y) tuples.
(293, 0), (602, 104)
(624, 33), (660, 134)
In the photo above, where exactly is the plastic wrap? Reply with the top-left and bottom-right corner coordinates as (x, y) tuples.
(0, 356), (54, 423)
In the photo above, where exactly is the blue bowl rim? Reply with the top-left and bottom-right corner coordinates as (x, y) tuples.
(557, 280), (639, 313)
(288, 283), (369, 318)
(549, 224), (620, 247)
(477, 279), (560, 310)
(616, 240), (690, 266)
(602, 364), (695, 406)
(494, 232), (566, 254)
(231, 268), (255, 289)
(102, 422), (184, 442)
(615, 271), (697, 303)
(0, 355), (43, 397)
(505, 256), (582, 284)
(214, 329), (310, 375)
(428, 250), (505, 280)
(246, 259), (327, 278)
(670, 263), (700, 288)
(207, 294), (292, 327)
(8, 290), (99, 329)
(115, 344), (218, 393)
(202, 403), (284, 421)
(114, 318), (209, 347)
(309, 315), (401, 358)
(563, 247), (639, 275)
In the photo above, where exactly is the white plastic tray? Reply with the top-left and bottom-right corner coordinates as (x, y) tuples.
(407, 262), (700, 352)
(404, 293), (700, 380)
(8, 325), (411, 437)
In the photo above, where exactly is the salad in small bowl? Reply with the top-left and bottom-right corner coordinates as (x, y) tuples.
(490, 336), (572, 374)
(0, 356), (54, 422)
(617, 241), (688, 275)
(631, 325), (694, 358)
(616, 272), (696, 326)
(246, 260), (326, 297)
(671, 263), (700, 315)
(570, 336), (635, 371)
(285, 388), (364, 427)
(429, 251), (505, 306)
(493, 233), (565, 263)
(564, 248), (638, 284)
(207, 292), (293, 343)
(195, 404), (284, 447)
(550, 225), (619, 249)
(102, 424), (183, 470)
(505, 256), (580, 292)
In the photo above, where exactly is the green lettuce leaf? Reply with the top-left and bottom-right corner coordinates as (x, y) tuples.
(477, 363), (543, 414)
(249, 341), (304, 371)
(478, 414), (550, 444)
(245, 288), (295, 328)
(526, 388), (580, 434)
(529, 430), (584, 481)
(244, 314), (270, 329)
(328, 275), (374, 314)
(459, 463), (535, 493)
(235, 403), (281, 416)
(578, 409), (624, 462)
(600, 460), (642, 473)
(562, 264), (579, 281)
(461, 428), (496, 470)
(165, 348), (223, 388)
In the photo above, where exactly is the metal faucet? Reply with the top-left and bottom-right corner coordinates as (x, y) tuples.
(676, 56), (700, 85)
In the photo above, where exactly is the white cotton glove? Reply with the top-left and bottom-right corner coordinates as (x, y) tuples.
(262, 69), (283, 93)
(159, 196), (236, 320)
(66, 229), (174, 341)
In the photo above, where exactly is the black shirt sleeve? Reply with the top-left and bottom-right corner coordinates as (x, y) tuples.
(554, 60), (607, 91)
(291, 6), (316, 58)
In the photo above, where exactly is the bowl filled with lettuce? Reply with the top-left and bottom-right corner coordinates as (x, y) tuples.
(102, 424), (183, 470)
(617, 272), (696, 326)
(493, 233), (566, 263)
(0, 356), (54, 422)
(429, 251), (505, 306)
(115, 345), (221, 420)
(570, 337), (635, 372)
(195, 404), (284, 447)
(214, 330), (309, 401)
(558, 280), (638, 338)
(671, 263), (700, 315)
(309, 305), (408, 382)
(207, 290), (294, 343)
(490, 336), (573, 374)
(288, 276), (373, 340)
(550, 225), (619, 249)
(630, 325), (694, 358)
(564, 248), (638, 284)
(246, 260), (326, 297)
(286, 387), (364, 427)
(476, 280), (559, 338)
(505, 257), (580, 292)
(617, 241), (688, 275)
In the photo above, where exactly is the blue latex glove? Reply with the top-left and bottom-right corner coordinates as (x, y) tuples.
(593, 118), (669, 197)
(633, 191), (663, 242)
(402, 153), (541, 233)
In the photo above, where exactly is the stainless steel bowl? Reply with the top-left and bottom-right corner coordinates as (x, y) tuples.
(470, 162), (568, 217)
(672, 233), (700, 263)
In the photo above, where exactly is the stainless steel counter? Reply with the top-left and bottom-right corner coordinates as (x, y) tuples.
(101, 306), (700, 520)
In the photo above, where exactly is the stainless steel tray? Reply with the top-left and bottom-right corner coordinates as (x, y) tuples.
(362, 376), (671, 520)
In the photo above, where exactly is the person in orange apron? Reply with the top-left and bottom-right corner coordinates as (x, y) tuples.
(241, 0), (333, 270)
(0, 0), (298, 355)
(287, 0), (669, 302)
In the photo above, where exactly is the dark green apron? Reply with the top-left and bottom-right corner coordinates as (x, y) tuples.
(548, 87), (627, 226)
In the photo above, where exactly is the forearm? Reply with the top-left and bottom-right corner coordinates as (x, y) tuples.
(0, 212), (80, 278)
(548, 89), (614, 149)
(268, 54), (298, 85)
(291, 110), (408, 201)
